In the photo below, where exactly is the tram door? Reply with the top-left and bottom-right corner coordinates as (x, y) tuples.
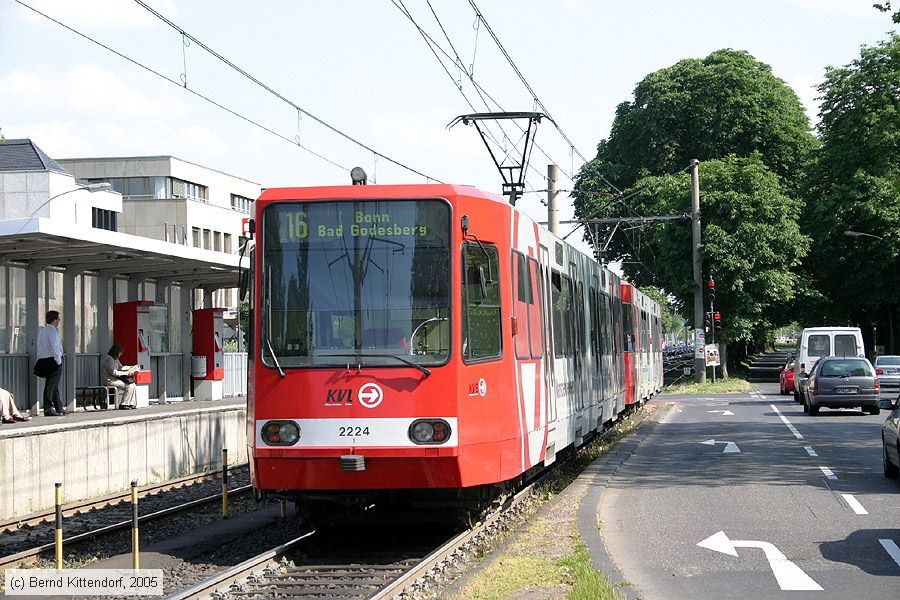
(539, 245), (557, 424)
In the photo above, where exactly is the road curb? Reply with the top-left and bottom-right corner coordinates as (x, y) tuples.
(578, 403), (673, 599)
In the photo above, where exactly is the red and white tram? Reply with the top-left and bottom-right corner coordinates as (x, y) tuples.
(246, 183), (662, 521)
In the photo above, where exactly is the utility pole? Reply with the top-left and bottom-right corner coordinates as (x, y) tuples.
(691, 159), (705, 383)
(548, 164), (560, 235)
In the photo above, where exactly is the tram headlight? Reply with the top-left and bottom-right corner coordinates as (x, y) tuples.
(408, 419), (452, 444)
(261, 420), (301, 446)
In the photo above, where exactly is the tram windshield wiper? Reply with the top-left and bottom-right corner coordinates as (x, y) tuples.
(265, 338), (285, 378)
(326, 353), (431, 378)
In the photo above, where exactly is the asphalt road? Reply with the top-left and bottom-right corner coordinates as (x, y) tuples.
(601, 382), (900, 600)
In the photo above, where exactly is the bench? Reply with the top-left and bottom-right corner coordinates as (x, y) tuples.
(75, 386), (121, 410)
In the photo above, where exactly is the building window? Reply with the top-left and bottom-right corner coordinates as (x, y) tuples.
(231, 194), (252, 213)
(192, 227), (200, 248)
(174, 178), (208, 201)
(202, 229), (211, 250)
(92, 208), (118, 231)
(214, 231), (222, 252)
(223, 233), (232, 254)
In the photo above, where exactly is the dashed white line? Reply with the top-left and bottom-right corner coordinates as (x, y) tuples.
(770, 404), (804, 439)
(842, 493), (868, 515)
(804, 446), (818, 457)
(819, 466), (838, 480)
(879, 539), (900, 567)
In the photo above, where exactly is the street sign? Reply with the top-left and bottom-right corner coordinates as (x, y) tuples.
(705, 343), (720, 367)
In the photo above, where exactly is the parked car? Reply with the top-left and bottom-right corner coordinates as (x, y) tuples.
(801, 356), (880, 416)
(874, 355), (900, 396)
(879, 394), (900, 479)
(779, 359), (796, 396)
(793, 327), (864, 402)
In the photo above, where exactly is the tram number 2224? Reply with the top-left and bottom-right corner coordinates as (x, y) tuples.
(339, 426), (370, 437)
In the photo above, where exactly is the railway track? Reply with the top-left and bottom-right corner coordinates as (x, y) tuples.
(168, 472), (541, 599)
(0, 466), (252, 569)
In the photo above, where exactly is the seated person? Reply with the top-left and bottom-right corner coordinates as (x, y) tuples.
(1, 387), (30, 423)
(102, 344), (139, 410)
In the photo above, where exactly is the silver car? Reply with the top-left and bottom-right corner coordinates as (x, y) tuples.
(803, 356), (880, 416)
(878, 394), (899, 479)
(874, 355), (900, 396)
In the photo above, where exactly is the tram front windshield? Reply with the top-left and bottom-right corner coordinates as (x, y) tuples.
(262, 199), (451, 368)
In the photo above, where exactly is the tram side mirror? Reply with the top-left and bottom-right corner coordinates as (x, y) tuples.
(878, 398), (898, 410)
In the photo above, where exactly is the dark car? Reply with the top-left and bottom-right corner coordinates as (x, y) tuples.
(879, 395), (900, 479)
(802, 356), (880, 416)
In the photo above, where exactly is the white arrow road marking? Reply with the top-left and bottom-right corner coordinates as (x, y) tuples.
(819, 466), (838, 480)
(804, 446), (818, 457)
(841, 494), (868, 515)
(771, 404), (803, 439)
(697, 531), (823, 591)
(707, 410), (735, 416)
(879, 539), (900, 567)
(700, 439), (741, 453)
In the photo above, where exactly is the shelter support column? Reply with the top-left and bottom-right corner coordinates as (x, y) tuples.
(26, 266), (40, 414)
(181, 285), (194, 401)
(63, 270), (77, 413)
(155, 283), (169, 404)
(97, 274), (110, 357)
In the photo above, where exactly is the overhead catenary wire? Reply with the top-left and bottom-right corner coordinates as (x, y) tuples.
(466, 0), (623, 196)
(131, 0), (442, 183)
(12, 0), (354, 174)
(389, 0), (573, 190)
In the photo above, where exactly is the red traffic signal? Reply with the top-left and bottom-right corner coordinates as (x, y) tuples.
(708, 279), (715, 288)
(714, 312), (721, 321)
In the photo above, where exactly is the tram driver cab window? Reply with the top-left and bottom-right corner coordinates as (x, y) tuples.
(462, 242), (501, 362)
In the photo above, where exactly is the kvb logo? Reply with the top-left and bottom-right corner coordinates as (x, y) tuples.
(358, 383), (384, 409)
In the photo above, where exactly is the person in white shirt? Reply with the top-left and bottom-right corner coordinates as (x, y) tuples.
(36, 310), (65, 416)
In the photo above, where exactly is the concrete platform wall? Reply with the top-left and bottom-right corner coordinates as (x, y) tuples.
(0, 405), (247, 519)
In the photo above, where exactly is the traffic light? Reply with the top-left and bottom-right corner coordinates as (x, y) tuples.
(714, 312), (721, 323)
(704, 312), (711, 333)
(708, 276), (716, 304)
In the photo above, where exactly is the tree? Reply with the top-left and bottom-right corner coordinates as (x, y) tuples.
(874, 1), (900, 23)
(802, 34), (900, 351)
(575, 49), (817, 197)
(609, 156), (809, 373)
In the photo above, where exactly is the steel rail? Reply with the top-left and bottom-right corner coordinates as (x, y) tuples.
(165, 530), (316, 600)
(0, 464), (249, 533)
(0, 485), (252, 569)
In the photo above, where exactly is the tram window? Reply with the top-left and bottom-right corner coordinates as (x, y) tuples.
(527, 257), (543, 359)
(462, 243), (501, 362)
(623, 304), (634, 353)
(551, 271), (573, 357)
(513, 252), (530, 360)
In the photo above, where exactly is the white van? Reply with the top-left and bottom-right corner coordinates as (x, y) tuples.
(793, 327), (864, 399)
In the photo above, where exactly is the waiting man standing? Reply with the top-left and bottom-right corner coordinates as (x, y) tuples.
(36, 310), (65, 416)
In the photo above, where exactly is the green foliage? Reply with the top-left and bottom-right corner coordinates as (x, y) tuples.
(576, 49), (816, 195)
(802, 33), (900, 328)
(610, 156), (808, 345)
(874, 1), (900, 23)
(667, 376), (753, 395)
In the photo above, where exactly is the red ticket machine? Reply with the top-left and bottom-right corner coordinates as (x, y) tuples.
(192, 307), (225, 401)
(113, 301), (154, 407)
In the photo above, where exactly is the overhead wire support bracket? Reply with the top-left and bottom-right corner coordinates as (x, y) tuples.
(448, 111), (552, 206)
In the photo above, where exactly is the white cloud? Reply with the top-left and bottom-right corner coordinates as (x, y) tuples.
(784, 0), (886, 19)
(2, 65), (188, 121)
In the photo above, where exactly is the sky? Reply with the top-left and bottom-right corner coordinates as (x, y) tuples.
(1, 0), (896, 258)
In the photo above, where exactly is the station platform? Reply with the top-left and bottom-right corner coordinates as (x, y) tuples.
(0, 397), (248, 521)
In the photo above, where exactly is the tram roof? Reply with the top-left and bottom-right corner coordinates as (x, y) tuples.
(0, 217), (245, 290)
(257, 183), (505, 204)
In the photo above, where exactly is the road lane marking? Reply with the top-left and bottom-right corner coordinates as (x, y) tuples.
(819, 466), (838, 480)
(771, 404), (803, 439)
(700, 439), (741, 453)
(804, 446), (818, 457)
(879, 539), (900, 567)
(697, 531), (823, 591)
(707, 410), (735, 416)
(841, 494), (868, 515)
